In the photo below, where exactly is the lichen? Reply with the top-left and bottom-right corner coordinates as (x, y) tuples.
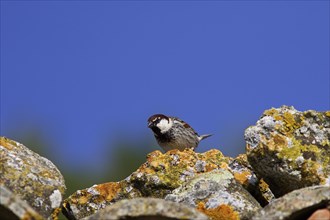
(233, 170), (251, 185)
(277, 138), (328, 168)
(49, 190), (62, 209)
(63, 148), (265, 219)
(252, 186), (330, 220)
(165, 170), (260, 220)
(197, 202), (240, 220)
(0, 137), (66, 219)
(130, 148), (230, 194)
(245, 107), (330, 197)
(264, 106), (305, 135)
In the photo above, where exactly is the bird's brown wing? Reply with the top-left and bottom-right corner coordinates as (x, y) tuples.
(172, 116), (199, 136)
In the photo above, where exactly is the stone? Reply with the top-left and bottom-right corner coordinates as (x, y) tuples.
(63, 149), (230, 219)
(252, 186), (330, 220)
(0, 137), (66, 219)
(128, 149), (231, 198)
(82, 198), (208, 220)
(165, 170), (261, 220)
(62, 181), (135, 219)
(245, 106), (330, 197)
(63, 148), (268, 219)
(0, 185), (43, 220)
(229, 154), (275, 206)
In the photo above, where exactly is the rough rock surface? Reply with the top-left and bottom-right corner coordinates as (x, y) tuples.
(0, 185), (43, 220)
(252, 185), (330, 220)
(82, 198), (208, 220)
(166, 170), (261, 220)
(229, 154), (275, 206)
(63, 149), (267, 219)
(0, 137), (66, 219)
(245, 106), (330, 197)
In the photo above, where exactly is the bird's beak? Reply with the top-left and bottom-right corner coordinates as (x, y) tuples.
(148, 122), (152, 128)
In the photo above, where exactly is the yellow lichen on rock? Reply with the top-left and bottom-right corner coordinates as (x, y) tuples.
(234, 170), (252, 185)
(0, 137), (15, 150)
(245, 106), (330, 197)
(197, 202), (240, 220)
(0, 137), (66, 219)
(63, 148), (267, 219)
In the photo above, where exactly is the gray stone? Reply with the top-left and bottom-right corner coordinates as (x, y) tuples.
(229, 154), (275, 206)
(0, 185), (43, 220)
(245, 106), (330, 197)
(0, 137), (66, 219)
(62, 149), (231, 219)
(165, 170), (261, 220)
(82, 197), (208, 220)
(252, 185), (330, 220)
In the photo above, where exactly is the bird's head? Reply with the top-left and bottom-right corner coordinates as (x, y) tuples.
(147, 114), (173, 134)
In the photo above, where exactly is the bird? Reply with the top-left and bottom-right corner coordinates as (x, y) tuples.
(147, 114), (212, 152)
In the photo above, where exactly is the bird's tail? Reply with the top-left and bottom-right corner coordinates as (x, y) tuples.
(198, 134), (213, 141)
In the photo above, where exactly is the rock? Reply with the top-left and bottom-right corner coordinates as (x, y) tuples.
(62, 181), (135, 220)
(0, 137), (66, 219)
(165, 170), (261, 220)
(63, 149), (229, 219)
(128, 149), (231, 198)
(63, 149), (267, 219)
(82, 198), (208, 220)
(245, 106), (330, 197)
(252, 185), (330, 220)
(229, 154), (275, 206)
(0, 185), (43, 220)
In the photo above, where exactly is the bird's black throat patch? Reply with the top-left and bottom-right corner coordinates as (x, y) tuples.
(151, 126), (173, 144)
(150, 126), (161, 136)
(156, 132), (172, 144)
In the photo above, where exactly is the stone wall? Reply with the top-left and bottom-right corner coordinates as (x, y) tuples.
(1, 106), (329, 220)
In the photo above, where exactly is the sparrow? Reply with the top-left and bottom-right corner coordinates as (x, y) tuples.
(147, 114), (212, 152)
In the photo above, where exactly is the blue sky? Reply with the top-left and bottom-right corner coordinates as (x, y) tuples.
(1, 1), (329, 174)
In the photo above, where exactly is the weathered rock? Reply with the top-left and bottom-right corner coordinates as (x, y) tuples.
(165, 170), (261, 220)
(0, 185), (43, 220)
(245, 106), (330, 197)
(63, 149), (229, 219)
(229, 154), (275, 206)
(62, 181), (134, 219)
(82, 198), (209, 220)
(0, 137), (66, 219)
(128, 149), (231, 198)
(63, 149), (268, 219)
(252, 185), (330, 220)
